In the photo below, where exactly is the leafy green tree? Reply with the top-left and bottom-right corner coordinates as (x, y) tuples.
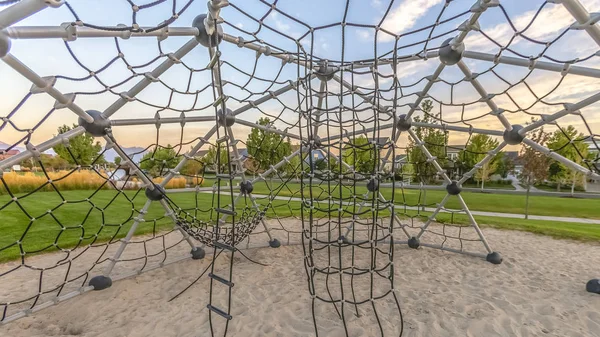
(246, 117), (292, 171)
(180, 158), (204, 176)
(35, 154), (70, 171)
(520, 118), (550, 187)
(547, 125), (588, 192)
(495, 155), (515, 179)
(458, 134), (501, 187)
(342, 135), (377, 173)
(139, 145), (178, 176)
(407, 99), (448, 184)
(53, 124), (104, 166)
(114, 157), (122, 166)
(201, 145), (230, 173)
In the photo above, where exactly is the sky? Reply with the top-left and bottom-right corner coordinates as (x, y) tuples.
(0, 0), (599, 158)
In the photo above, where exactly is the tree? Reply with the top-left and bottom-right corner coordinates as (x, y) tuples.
(407, 99), (448, 184)
(547, 125), (589, 192)
(246, 117), (292, 171)
(458, 134), (501, 187)
(201, 145), (230, 173)
(342, 135), (377, 173)
(114, 157), (122, 166)
(139, 145), (178, 176)
(180, 159), (203, 176)
(495, 155), (515, 179)
(53, 124), (104, 166)
(520, 119), (550, 188)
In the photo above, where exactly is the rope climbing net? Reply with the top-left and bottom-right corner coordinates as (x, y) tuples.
(0, 0), (599, 335)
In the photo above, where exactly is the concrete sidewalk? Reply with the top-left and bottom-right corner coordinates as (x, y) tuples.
(202, 191), (600, 225)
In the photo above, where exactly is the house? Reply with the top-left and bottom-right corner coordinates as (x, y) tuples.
(0, 149), (21, 171)
(0, 149), (20, 161)
(503, 151), (523, 175)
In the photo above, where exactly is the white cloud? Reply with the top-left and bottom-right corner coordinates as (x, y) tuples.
(465, 0), (600, 53)
(356, 29), (373, 41)
(235, 22), (244, 29)
(268, 11), (291, 33)
(379, 0), (444, 42)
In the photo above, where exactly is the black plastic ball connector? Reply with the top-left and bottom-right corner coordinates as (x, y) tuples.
(438, 37), (465, 66)
(587, 279), (600, 294)
(89, 275), (112, 290)
(367, 178), (379, 192)
(269, 238), (281, 248)
(192, 14), (223, 47)
(503, 125), (525, 145)
(79, 110), (111, 137)
(486, 252), (503, 264)
(240, 181), (253, 195)
(191, 247), (206, 260)
(311, 136), (323, 149)
(446, 180), (462, 195)
(217, 108), (235, 127)
(396, 114), (412, 131)
(0, 32), (11, 58)
(145, 184), (166, 201)
(408, 236), (420, 249)
(315, 60), (336, 81)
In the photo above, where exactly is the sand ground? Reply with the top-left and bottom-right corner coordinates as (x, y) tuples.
(0, 220), (599, 337)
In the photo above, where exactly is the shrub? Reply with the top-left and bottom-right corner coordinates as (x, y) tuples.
(0, 170), (189, 195)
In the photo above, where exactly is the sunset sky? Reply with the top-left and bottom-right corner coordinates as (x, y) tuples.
(1, 0), (599, 158)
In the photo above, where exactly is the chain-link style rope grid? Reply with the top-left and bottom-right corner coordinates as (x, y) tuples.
(1, 0), (600, 334)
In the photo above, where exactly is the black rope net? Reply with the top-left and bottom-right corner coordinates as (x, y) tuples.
(0, 0), (599, 335)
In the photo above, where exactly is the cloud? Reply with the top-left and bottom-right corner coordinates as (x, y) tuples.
(379, 0), (444, 42)
(235, 22), (244, 29)
(268, 11), (291, 33)
(465, 0), (600, 53)
(356, 29), (373, 41)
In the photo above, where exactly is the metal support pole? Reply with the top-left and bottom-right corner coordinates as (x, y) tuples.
(521, 91), (600, 133)
(111, 115), (215, 127)
(232, 77), (310, 116)
(103, 38), (200, 118)
(405, 63), (445, 119)
(406, 129), (452, 184)
(102, 200), (152, 276)
(322, 123), (395, 143)
(158, 198), (200, 250)
(416, 193), (451, 239)
(0, 0), (60, 30)
(251, 148), (304, 184)
(558, 0), (600, 47)
(1, 54), (94, 123)
(458, 142), (507, 184)
(456, 60), (512, 131)
(0, 126), (85, 170)
(4, 25), (199, 39)
(235, 118), (301, 140)
(462, 50), (600, 78)
(456, 194), (493, 253)
(523, 138), (600, 180)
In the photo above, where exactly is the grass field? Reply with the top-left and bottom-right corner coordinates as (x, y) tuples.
(1, 182), (599, 262)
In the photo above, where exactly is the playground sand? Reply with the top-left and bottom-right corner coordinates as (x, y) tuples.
(0, 223), (599, 337)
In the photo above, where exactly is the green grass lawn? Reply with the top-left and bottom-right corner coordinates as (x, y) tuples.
(249, 180), (600, 219)
(1, 184), (599, 263)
